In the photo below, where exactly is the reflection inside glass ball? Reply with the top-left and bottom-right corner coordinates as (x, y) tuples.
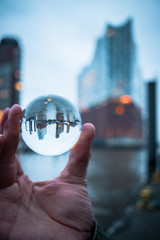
(21, 95), (82, 156)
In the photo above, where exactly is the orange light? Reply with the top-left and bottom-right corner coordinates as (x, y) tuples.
(14, 81), (21, 91)
(119, 95), (132, 104)
(115, 105), (125, 115)
(47, 97), (52, 101)
(0, 110), (3, 122)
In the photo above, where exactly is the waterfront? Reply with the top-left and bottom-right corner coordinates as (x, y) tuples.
(19, 147), (147, 230)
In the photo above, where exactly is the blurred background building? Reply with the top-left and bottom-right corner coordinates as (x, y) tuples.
(78, 19), (143, 145)
(0, 37), (22, 121)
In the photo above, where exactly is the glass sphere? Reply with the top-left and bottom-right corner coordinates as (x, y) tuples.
(21, 94), (82, 156)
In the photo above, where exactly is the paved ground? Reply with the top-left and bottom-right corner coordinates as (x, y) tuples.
(108, 180), (160, 240)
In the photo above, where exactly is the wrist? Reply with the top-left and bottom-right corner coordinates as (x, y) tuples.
(91, 219), (111, 240)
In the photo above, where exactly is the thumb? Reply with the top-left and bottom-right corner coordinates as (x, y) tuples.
(59, 123), (95, 182)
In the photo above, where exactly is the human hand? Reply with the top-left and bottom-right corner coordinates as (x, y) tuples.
(0, 105), (95, 240)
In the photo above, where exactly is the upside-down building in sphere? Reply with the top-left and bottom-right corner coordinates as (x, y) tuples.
(78, 19), (143, 145)
(0, 37), (22, 121)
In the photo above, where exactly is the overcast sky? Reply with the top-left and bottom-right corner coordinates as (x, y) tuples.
(0, 0), (160, 139)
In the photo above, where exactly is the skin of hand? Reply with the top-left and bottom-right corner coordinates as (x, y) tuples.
(0, 105), (95, 240)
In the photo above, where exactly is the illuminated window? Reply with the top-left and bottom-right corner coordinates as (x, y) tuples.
(119, 95), (132, 104)
(115, 105), (125, 115)
(14, 81), (21, 91)
(0, 110), (3, 122)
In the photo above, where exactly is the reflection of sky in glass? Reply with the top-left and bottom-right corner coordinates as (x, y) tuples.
(0, 0), (160, 141)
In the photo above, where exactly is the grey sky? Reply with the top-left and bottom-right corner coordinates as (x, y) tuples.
(0, 0), (160, 139)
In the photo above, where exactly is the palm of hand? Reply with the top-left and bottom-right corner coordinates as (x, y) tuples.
(0, 174), (93, 240)
(0, 105), (95, 240)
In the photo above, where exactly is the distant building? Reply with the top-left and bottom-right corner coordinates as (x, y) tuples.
(81, 97), (142, 145)
(0, 37), (22, 120)
(78, 19), (142, 111)
(78, 19), (143, 144)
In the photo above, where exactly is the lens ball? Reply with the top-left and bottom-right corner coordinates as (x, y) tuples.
(21, 95), (82, 156)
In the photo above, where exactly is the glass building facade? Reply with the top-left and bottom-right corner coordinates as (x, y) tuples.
(0, 37), (22, 120)
(78, 19), (142, 111)
(78, 19), (143, 144)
